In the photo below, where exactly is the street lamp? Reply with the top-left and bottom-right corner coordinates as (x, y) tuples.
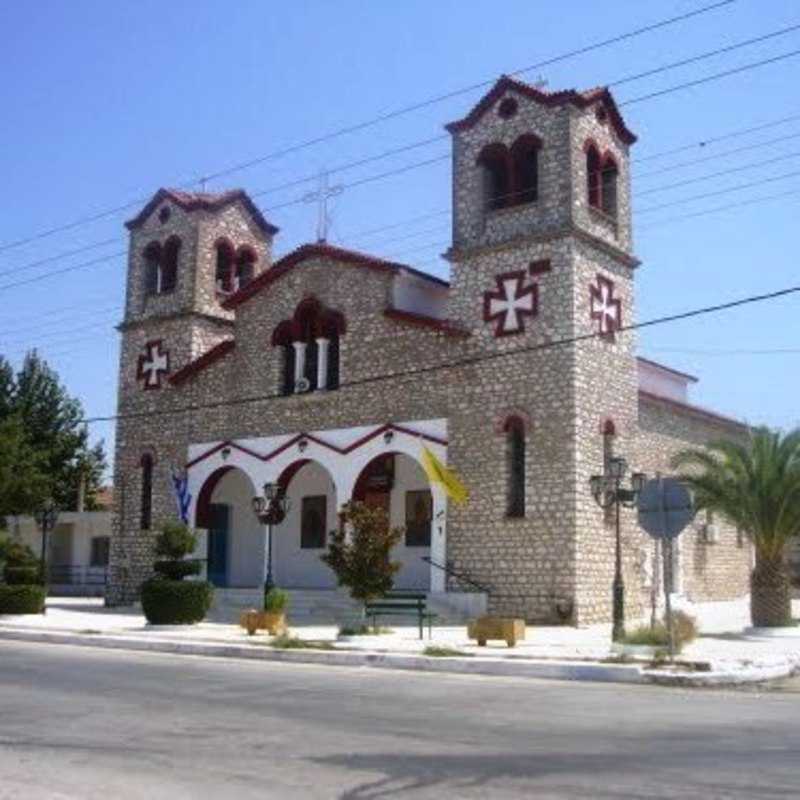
(589, 456), (646, 642)
(251, 482), (290, 593)
(34, 499), (59, 612)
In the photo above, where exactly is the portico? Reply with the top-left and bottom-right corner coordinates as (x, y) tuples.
(187, 420), (448, 593)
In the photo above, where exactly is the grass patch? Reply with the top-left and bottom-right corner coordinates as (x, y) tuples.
(338, 624), (393, 636)
(269, 634), (334, 651)
(423, 645), (472, 658)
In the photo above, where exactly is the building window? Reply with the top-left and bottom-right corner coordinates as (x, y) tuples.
(301, 495), (327, 549)
(140, 453), (153, 530)
(235, 247), (256, 290)
(478, 143), (511, 211)
(601, 156), (618, 218)
(272, 298), (345, 396)
(405, 490), (432, 547)
(215, 240), (235, 294)
(505, 416), (526, 518)
(161, 236), (180, 293)
(510, 134), (540, 205)
(144, 242), (161, 296)
(90, 536), (110, 567)
(586, 144), (601, 210)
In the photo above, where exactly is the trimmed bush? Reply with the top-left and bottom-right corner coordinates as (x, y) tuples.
(140, 578), (213, 625)
(0, 584), (46, 615)
(153, 559), (201, 581)
(154, 522), (197, 560)
(264, 587), (289, 613)
(4, 565), (41, 585)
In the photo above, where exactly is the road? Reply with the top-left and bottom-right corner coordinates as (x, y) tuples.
(0, 641), (798, 799)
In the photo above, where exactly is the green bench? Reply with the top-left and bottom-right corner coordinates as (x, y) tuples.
(365, 592), (437, 640)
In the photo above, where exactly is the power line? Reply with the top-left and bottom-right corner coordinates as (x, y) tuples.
(0, 2), (734, 255)
(0, 251), (127, 294)
(0, 317), (118, 347)
(638, 168), (800, 213)
(0, 303), (121, 338)
(81, 279), (798, 425)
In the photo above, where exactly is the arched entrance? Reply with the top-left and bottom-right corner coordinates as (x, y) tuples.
(195, 466), (262, 588)
(353, 452), (432, 590)
(273, 459), (338, 588)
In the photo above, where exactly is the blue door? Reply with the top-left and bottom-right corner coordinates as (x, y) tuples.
(207, 503), (230, 587)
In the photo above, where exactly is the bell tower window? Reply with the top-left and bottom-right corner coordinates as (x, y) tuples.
(144, 242), (161, 296)
(601, 156), (618, 218)
(161, 236), (180, 293)
(478, 143), (511, 211)
(235, 247), (256, 290)
(510, 134), (540, 205)
(586, 144), (601, 209)
(215, 240), (235, 294)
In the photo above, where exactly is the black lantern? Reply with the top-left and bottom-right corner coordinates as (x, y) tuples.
(251, 483), (290, 592)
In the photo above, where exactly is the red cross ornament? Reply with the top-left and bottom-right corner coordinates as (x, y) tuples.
(137, 340), (170, 389)
(589, 274), (622, 340)
(483, 270), (539, 337)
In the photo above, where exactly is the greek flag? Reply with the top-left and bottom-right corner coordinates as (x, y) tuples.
(172, 470), (192, 524)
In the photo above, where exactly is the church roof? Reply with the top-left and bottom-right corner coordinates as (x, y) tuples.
(445, 75), (637, 145)
(125, 188), (280, 235)
(222, 242), (449, 310)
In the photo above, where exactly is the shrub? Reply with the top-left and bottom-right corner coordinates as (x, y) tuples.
(154, 521), (197, 561)
(621, 612), (699, 650)
(338, 623), (393, 636)
(4, 566), (41, 585)
(153, 560), (201, 581)
(269, 634), (333, 650)
(671, 610), (699, 645)
(140, 578), (213, 625)
(2, 539), (38, 569)
(0, 584), (46, 615)
(264, 588), (289, 613)
(423, 646), (471, 658)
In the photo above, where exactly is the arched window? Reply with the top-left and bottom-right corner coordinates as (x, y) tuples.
(140, 453), (154, 530)
(505, 416), (526, 518)
(235, 247), (256, 291)
(215, 241), (235, 294)
(510, 134), (540, 205)
(601, 155), (618, 218)
(161, 236), (180, 293)
(272, 299), (345, 396)
(586, 144), (601, 210)
(143, 242), (161, 296)
(478, 143), (511, 211)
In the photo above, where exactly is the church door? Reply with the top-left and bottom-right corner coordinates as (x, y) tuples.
(207, 503), (230, 587)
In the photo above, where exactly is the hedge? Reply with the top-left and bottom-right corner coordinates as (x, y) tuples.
(0, 584), (46, 615)
(140, 578), (214, 625)
(153, 560), (202, 581)
(4, 566), (41, 585)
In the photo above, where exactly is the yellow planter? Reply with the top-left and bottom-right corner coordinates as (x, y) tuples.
(467, 616), (526, 648)
(239, 609), (288, 636)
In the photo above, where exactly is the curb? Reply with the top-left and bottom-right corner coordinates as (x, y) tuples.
(0, 627), (644, 684)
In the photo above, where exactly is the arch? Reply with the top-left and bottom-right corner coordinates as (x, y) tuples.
(601, 418), (616, 436)
(510, 133), (541, 205)
(214, 238), (235, 293)
(143, 241), (161, 296)
(235, 245), (257, 290)
(495, 408), (532, 435)
(600, 153), (619, 218)
(477, 142), (511, 210)
(194, 465), (234, 529)
(161, 235), (181, 293)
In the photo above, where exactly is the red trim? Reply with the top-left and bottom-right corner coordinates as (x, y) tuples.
(126, 188), (279, 236)
(639, 390), (748, 432)
(222, 242), (449, 311)
(445, 75), (636, 145)
(383, 308), (470, 338)
(136, 340), (170, 390)
(528, 259), (551, 276)
(495, 409), (532, 434)
(483, 270), (539, 337)
(169, 340), (235, 387)
(589, 274), (622, 341)
(276, 459), (311, 492)
(195, 466), (233, 528)
(186, 423), (448, 471)
(601, 418), (616, 436)
(637, 357), (698, 384)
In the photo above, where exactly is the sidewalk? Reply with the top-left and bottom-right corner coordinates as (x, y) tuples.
(1, 598), (799, 687)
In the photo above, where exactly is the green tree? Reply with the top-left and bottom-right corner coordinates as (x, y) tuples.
(321, 502), (403, 610)
(0, 415), (50, 519)
(0, 351), (106, 512)
(673, 428), (800, 627)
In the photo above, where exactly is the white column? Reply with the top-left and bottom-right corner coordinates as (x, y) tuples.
(430, 488), (447, 593)
(293, 341), (306, 387)
(316, 337), (330, 390)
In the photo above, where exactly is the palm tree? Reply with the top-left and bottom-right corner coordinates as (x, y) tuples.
(672, 428), (800, 627)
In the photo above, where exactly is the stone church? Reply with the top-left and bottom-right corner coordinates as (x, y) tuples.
(108, 75), (752, 624)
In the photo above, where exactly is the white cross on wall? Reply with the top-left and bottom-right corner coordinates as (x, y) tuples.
(483, 271), (538, 337)
(138, 341), (170, 389)
(590, 275), (622, 338)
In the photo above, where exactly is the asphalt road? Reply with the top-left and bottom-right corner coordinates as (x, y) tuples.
(0, 641), (798, 799)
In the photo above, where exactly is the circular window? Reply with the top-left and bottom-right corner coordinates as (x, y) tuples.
(498, 97), (518, 119)
(158, 206), (171, 224)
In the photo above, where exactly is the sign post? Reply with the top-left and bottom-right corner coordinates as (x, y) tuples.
(637, 476), (695, 659)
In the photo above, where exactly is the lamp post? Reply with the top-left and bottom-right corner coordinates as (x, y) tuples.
(589, 456), (646, 642)
(34, 499), (59, 612)
(251, 482), (290, 593)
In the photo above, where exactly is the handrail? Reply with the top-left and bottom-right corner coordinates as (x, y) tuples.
(422, 556), (488, 593)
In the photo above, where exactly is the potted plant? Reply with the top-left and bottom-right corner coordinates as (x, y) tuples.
(260, 588), (289, 634)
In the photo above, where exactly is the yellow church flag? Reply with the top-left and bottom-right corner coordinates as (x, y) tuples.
(420, 445), (469, 505)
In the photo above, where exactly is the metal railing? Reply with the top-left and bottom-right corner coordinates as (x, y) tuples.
(48, 565), (109, 587)
(421, 556), (488, 593)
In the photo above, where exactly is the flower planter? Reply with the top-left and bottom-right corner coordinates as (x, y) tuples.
(467, 616), (526, 647)
(239, 609), (288, 636)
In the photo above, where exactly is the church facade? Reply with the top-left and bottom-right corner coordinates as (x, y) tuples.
(108, 76), (752, 624)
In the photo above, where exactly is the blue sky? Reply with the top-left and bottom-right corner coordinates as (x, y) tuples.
(1, 0), (799, 466)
